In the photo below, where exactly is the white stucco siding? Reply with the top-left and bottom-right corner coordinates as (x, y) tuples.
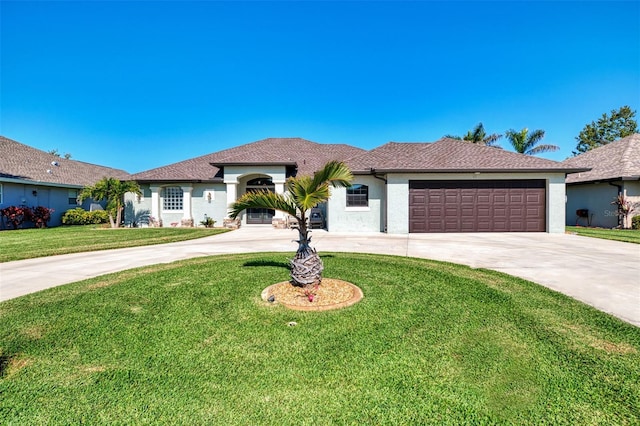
(191, 183), (227, 226)
(566, 180), (640, 228)
(124, 186), (152, 226)
(126, 183), (227, 227)
(386, 175), (409, 234)
(546, 174), (566, 234)
(385, 172), (566, 234)
(223, 165), (287, 223)
(624, 181), (640, 228)
(327, 175), (385, 232)
(566, 183), (619, 228)
(224, 166), (287, 186)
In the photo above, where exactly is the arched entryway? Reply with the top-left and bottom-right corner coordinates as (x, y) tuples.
(245, 177), (275, 224)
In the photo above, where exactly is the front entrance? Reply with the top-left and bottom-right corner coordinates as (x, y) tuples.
(245, 177), (275, 225)
(246, 207), (275, 224)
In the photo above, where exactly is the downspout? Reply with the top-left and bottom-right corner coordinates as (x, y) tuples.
(372, 169), (388, 233)
(609, 182), (623, 228)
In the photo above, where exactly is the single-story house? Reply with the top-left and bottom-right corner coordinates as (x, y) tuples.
(562, 133), (640, 228)
(0, 136), (131, 227)
(126, 137), (587, 234)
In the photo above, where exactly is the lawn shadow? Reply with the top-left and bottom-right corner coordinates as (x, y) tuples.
(0, 354), (12, 377)
(243, 260), (290, 270)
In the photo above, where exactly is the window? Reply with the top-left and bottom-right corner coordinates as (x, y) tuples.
(163, 187), (183, 210)
(0, 183), (3, 204)
(346, 184), (368, 207)
(68, 189), (79, 205)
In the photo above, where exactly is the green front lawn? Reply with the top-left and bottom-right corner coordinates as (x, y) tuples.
(1, 253), (638, 424)
(566, 226), (640, 244)
(0, 225), (228, 262)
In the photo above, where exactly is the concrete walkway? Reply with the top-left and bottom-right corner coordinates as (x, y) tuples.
(1, 227), (639, 327)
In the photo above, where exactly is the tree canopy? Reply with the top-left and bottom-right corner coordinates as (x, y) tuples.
(229, 160), (353, 288)
(79, 177), (141, 228)
(574, 106), (638, 154)
(504, 128), (559, 156)
(445, 123), (502, 147)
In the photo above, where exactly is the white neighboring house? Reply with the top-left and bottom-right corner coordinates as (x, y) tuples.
(562, 133), (640, 228)
(126, 137), (586, 234)
(0, 136), (131, 227)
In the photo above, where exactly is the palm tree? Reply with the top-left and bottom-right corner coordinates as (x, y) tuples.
(79, 177), (142, 228)
(229, 160), (353, 289)
(445, 123), (502, 147)
(504, 128), (559, 155)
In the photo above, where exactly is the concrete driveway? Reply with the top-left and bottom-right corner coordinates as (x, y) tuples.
(1, 227), (638, 327)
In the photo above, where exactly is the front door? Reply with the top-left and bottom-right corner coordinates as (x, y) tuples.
(246, 207), (275, 224)
(245, 178), (275, 225)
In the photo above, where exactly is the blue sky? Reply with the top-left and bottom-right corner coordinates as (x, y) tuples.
(1, 1), (638, 173)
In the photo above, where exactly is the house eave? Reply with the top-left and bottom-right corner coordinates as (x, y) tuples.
(210, 161), (296, 167)
(0, 176), (84, 189)
(134, 178), (224, 184)
(567, 176), (640, 185)
(362, 168), (588, 174)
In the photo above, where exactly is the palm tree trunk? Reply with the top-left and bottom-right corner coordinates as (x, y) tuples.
(108, 214), (116, 228)
(290, 218), (324, 288)
(115, 205), (123, 228)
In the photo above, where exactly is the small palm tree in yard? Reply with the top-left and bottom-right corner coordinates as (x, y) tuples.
(79, 177), (142, 228)
(229, 161), (353, 290)
(505, 127), (559, 155)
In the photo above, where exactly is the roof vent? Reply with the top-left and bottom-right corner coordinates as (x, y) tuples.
(46, 169), (52, 174)
(51, 161), (59, 166)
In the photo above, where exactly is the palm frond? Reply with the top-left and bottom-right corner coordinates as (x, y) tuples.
(287, 177), (330, 211)
(527, 144), (559, 155)
(483, 133), (503, 147)
(505, 128), (526, 153)
(526, 129), (546, 146)
(309, 160), (354, 191)
(471, 123), (485, 142)
(443, 134), (462, 140)
(228, 190), (297, 219)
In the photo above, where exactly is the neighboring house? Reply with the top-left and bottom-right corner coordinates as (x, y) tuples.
(0, 136), (131, 227)
(126, 137), (586, 234)
(562, 133), (640, 228)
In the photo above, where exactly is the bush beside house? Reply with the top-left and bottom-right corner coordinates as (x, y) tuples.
(0, 205), (55, 229)
(61, 208), (110, 225)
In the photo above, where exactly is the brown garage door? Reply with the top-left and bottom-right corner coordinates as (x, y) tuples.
(409, 180), (546, 233)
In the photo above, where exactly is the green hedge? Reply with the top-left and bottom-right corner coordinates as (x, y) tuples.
(632, 215), (640, 230)
(62, 208), (110, 225)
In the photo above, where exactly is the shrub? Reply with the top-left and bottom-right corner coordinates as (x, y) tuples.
(62, 208), (87, 225)
(200, 217), (216, 228)
(1, 206), (30, 229)
(62, 208), (110, 225)
(88, 210), (110, 224)
(31, 206), (54, 228)
(632, 215), (640, 230)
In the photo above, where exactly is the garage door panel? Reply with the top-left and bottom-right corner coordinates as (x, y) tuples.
(409, 180), (546, 233)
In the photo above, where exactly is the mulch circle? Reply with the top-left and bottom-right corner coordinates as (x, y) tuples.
(261, 278), (363, 311)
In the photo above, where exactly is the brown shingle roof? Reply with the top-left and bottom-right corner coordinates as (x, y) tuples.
(562, 134), (640, 183)
(0, 136), (131, 186)
(347, 138), (583, 173)
(133, 137), (367, 181)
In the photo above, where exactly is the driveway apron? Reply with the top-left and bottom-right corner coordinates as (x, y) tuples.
(1, 227), (638, 327)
